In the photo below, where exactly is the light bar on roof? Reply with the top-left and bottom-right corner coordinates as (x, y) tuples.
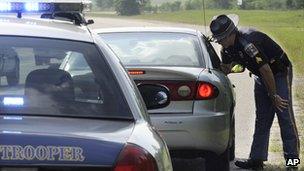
(0, 0), (91, 13)
(0, 2), (12, 11)
(25, 2), (39, 11)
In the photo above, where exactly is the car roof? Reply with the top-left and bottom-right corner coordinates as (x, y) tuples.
(94, 27), (200, 36)
(0, 17), (93, 42)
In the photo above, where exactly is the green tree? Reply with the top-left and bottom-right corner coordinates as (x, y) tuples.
(204, 0), (233, 9)
(239, 0), (267, 9)
(159, 1), (181, 12)
(185, 0), (203, 10)
(171, 1), (182, 11)
(267, 0), (286, 9)
(286, 0), (295, 8)
(295, 0), (304, 8)
(95, 0), (114, 9)
(114, 0), (141, 15)
(143, 0), (158, 13)
(214, 0), (231, 8)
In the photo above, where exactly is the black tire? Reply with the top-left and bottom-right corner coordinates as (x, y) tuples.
(205, 149), (230, 171)
(229, 118), (235, 161)
(229, 138), (235, 161)
(6, 61), (20, 86)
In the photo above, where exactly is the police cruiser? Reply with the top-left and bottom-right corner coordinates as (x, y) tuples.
(0, 1), (173, 171)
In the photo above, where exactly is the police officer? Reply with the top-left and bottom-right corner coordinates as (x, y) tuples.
(210, 14), (300, 170)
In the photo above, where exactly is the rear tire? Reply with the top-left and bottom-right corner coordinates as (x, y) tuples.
(6, 61), (19, 86)
(205, 149), (230, 171)
(229, 139), (235, 161)
(229, 118), (235, 161)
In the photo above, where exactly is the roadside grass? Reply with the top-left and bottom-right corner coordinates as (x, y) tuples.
(269, 139), (283, 153)
(295, 83), (304, 170)
(88, 9), (304, 169)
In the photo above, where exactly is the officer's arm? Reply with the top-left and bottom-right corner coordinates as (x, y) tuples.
(220, 50), (234, 75)
(246, 33), (289, 111)
(258, 64), (276, 97)
(242, 37), (274, 92)
(258, 64), (289, 112)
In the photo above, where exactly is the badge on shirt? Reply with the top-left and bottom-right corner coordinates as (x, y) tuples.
(256, 56), (263, 64)
(244, 43), (259, 58)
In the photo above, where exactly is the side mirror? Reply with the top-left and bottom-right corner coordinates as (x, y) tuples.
(137, 84), (170, 110)
(86, 19), (94, 25)
(231, 64), (245, 73)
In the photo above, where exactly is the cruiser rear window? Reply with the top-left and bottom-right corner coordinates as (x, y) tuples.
(0, 36), (132, 119)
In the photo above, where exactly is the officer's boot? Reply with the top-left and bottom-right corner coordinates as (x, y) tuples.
(235, 159), (264, 170)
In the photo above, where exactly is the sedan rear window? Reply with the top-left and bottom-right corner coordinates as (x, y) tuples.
(99, 32), (203, 67)
(0, 36), (132, 119)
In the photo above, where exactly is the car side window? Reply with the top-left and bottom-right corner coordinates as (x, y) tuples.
(60, 52), (102, 104)
(202, 36), (221, 69)
(0, 36), (133, 118)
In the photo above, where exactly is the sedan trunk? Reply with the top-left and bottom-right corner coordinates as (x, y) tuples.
(127, 66), (205, 114)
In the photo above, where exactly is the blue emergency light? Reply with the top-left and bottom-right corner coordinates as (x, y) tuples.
(0, 2), (11, 11)
(3, 97), (24, 106)
(0, 2), (52, 12)
(0, 0), (91, 18)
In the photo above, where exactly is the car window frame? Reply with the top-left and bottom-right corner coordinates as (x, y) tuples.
(201, 35), (222, 69)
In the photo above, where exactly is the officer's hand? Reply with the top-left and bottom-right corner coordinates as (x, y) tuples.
(272, 95), (289, 112)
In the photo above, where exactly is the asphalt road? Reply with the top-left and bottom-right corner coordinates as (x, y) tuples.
(89, 17), (256, 171)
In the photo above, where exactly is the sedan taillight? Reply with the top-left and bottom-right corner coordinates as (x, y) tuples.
(135, 80), (219, 101)
(114, 144), (158, 171)
(195, 82), (219, 100)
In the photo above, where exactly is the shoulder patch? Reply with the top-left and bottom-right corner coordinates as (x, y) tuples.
(244, 43), (259, 58)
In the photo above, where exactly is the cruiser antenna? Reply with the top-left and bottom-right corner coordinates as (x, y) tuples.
(202, 0), (207, 34)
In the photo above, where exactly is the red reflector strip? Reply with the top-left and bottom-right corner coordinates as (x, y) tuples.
(128, 70), (145, 75)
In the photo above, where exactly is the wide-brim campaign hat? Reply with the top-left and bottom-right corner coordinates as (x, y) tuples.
(210, 14), (239, 42)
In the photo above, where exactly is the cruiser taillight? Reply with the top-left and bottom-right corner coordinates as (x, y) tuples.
(114, 144), (158, 171)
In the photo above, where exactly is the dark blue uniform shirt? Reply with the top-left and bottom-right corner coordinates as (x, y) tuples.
(221, 28), (290, 76)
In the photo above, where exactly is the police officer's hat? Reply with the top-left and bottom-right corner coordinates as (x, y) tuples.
(210, 14), (239, 42)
